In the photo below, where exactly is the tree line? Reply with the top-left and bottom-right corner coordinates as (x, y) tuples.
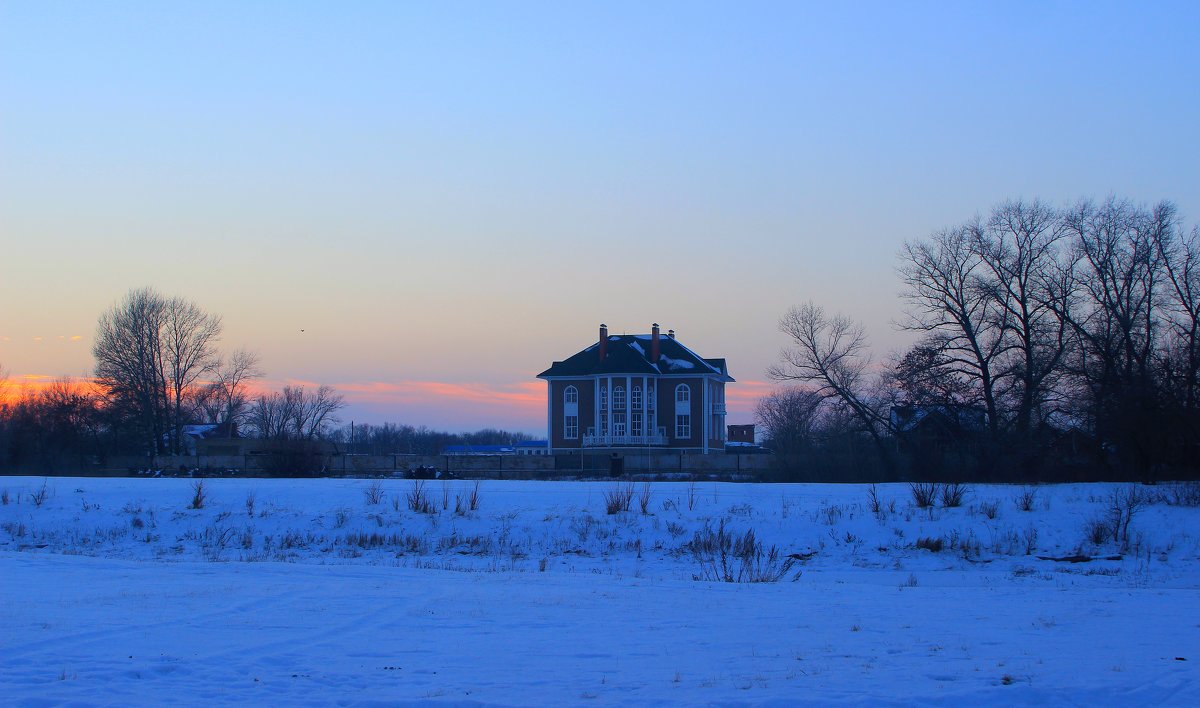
(0, 287), (540, 472)
(0, 287), (348, 470)
(761, 197), (1200, 483)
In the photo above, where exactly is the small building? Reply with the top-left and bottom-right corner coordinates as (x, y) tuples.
(515, 440), (550, 456)
(727, 424), (756, 444)
(443, 444), (515, 456)
(538, 323), (734, 453)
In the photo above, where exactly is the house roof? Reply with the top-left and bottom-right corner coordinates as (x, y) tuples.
(538, 333), (734, 381)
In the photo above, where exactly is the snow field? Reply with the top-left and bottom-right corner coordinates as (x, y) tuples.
(2, 477), (1198, 705)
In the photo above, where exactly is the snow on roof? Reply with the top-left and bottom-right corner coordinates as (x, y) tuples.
(629, 340), (646, 357)
(656, 354), (694, 371)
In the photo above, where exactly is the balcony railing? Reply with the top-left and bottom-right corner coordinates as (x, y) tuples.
(711, 403), (727, 415)
(583, 429), (667, 447)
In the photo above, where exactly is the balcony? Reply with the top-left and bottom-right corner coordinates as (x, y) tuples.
(583, 429), (667, 447)
(711, 403), (727, 415)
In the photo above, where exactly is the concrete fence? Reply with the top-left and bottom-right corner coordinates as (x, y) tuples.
(80, 450), (772, 479)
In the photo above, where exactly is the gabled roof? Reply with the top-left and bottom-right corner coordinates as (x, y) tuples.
(538, 334), (734, 381)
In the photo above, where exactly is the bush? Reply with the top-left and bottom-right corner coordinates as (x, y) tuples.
(1084, 516), (1111, 546)
(941, 483), (968, 508)
(30, 481), (50, 508)
(977, 500), (1000, 519)
(363, 480), (385, 506)
(688, 520), (798, 583)
(916, 536), (944, 552)
(910, 483), (939, 508)
(604, 483), (635, 515)
(1164, 481), (1200, 507)
(189, 480), (207, 510)
(407, 480), (435, 514)
(637, 482), (653, 515)
(1015, 487), (1037, 512)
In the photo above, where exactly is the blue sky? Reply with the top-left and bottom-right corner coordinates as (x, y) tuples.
(2, 1), (1197, 431)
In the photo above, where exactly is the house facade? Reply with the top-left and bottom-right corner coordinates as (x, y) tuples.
(537, 324), (734, 453)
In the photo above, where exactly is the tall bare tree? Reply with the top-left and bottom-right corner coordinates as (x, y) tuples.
(93, 288), (222, 454)
(974, 199), (1073, 435)
(898, 223), (1005, 434)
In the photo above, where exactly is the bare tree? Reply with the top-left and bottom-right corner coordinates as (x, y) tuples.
(755, 387), (824, 454)
(898, 223), (1005, 434)
(93, 288), (223, 454)
(1154, 222), (1200, 411)
(249, 384), (345, 440)
(161, 296), (222, 453)
(769, 302), (895, 468)
(211, 349), (263, 434)
(1061, 198), (1175, 478)
(974, 199), (1073, 435)
(93, 288), (169, 453)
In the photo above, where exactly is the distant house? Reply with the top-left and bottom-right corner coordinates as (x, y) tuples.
(537, 323), (734, 453)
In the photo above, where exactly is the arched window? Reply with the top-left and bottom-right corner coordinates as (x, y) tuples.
(600, 386), (608, 409)
(613, 385), (626, 409)
(675, 384), (690, 404)
(632, 386), (642, 408)
(564, 386), (578, 405)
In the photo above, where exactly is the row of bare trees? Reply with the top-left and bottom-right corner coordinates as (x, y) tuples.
(764, 197), (1200, 481)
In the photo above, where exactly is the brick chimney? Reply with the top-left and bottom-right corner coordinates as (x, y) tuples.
(651, 323), (661, 363)
(598, 323), (608, 362)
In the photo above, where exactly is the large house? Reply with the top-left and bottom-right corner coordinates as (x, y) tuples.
(537, 324), (734, 453)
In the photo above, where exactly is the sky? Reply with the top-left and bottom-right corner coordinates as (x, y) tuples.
(2, 1), (1198, 433)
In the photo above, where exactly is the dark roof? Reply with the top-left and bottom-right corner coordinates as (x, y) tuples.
(538, 334), (734, 381)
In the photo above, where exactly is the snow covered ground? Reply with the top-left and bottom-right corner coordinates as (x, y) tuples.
(2, 476), (1198, 705)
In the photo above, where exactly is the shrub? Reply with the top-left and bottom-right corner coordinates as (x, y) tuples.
(1084, 516), (1111, 546)
(637, 483), (652, 515)
(910, 483), (939, 508)
(363, 481), (385, 506)
(30, 481), (50, 508)
(688, 520), (797, 583)
(941, 483), (968, 508)
(189, 480), (207, 510)
(467, 481), (481, 512)
(1164, 481), (1200, 507)
(916, 536), (944, 553)
(866, 484), (882, 514)
(1015, 487), (1037, 512)
(604, 482), (635, 515)
(1107, 485), (1146, 549)
(407, 480), (435, 514)
(978, 500), (1000, 519)
(245, 491), (256, 518)
(1022, 525), (1038, 555)
(1, 489), (8, 505)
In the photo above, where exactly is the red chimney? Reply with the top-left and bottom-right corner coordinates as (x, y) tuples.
(598, 323), (608, 362)
(651, 323), (661, 363)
